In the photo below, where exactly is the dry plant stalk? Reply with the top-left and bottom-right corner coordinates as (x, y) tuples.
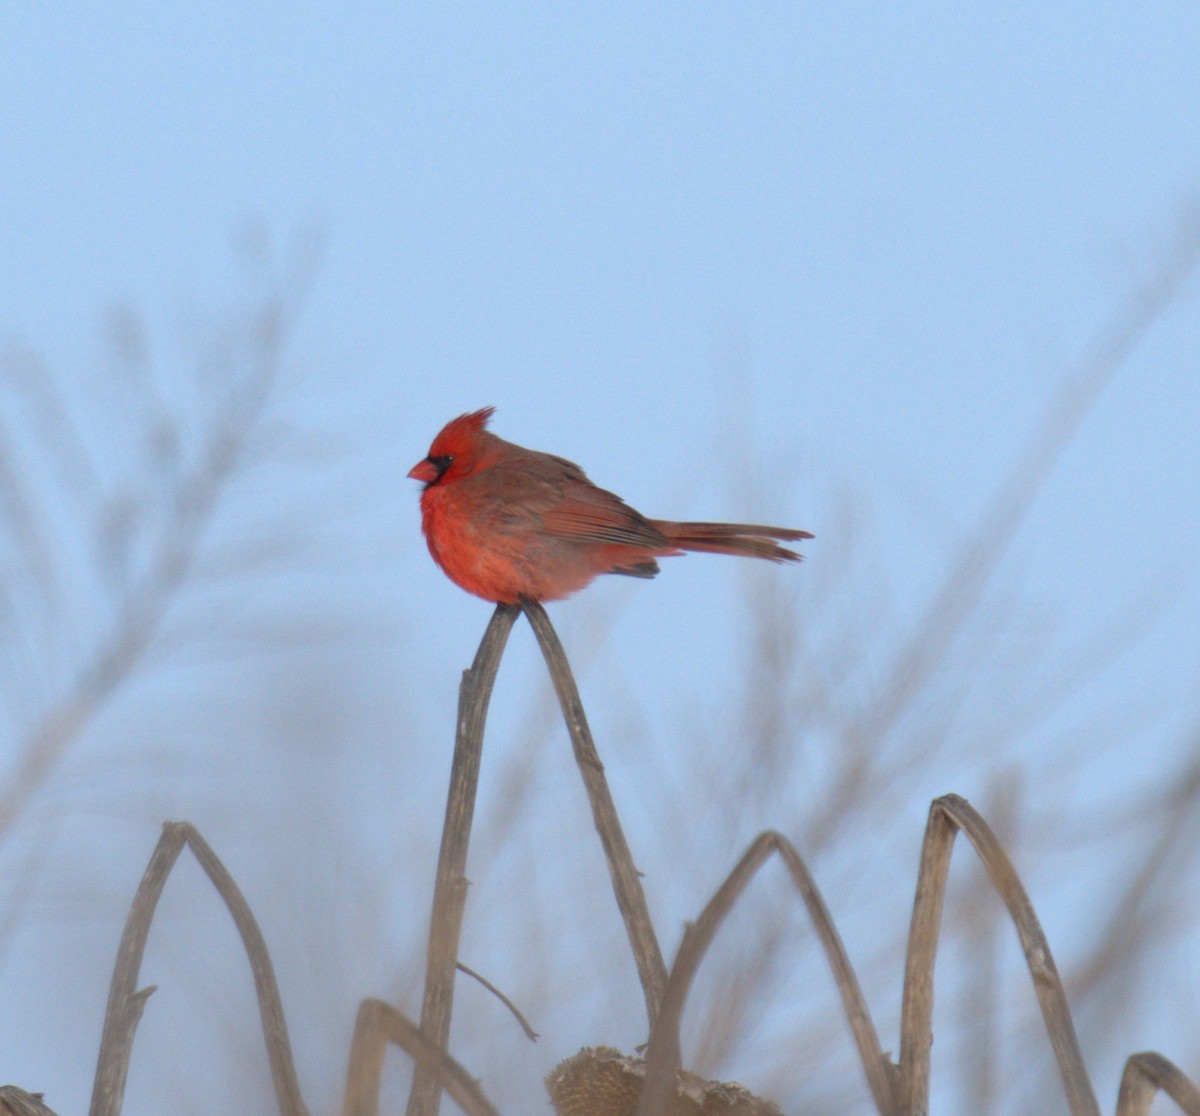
(89, 822), (308, 1116)
(407, 600), (668, 1116)
(343, 999), (500, 1116)
(629, 790), (1200, 1116)
(899, 795), (1096, 1116)
(521, 599), (668, 1022)
(24, 542), (1200, 1115)
(634, 831), (896, 1116)
(78, 817), (507, 1116)
(1116, 1052), (1200, 1116)
(34, 694), (1199, 1116)
(0, 1087), (60, 1116)
(406, 603), (519, 1116)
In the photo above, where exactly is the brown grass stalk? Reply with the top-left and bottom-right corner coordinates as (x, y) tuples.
(343, 999), (501, 1116)
(406, 603), (519, 1116)
(89, 822), (307, 1116)
(899, 794), (1097, 1116)
(1115, 1052), (1200, 1116)
(635, 830), (897, 1116)
(0, 1086), (61, 1116)
(521, 598), (668, 1026)
(62, 791), (1200, 1116)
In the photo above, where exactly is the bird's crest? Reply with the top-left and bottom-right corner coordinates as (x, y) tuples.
(430, 406), (496, 455)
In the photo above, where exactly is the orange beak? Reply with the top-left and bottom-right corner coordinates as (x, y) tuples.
(408, 458), (439, 484)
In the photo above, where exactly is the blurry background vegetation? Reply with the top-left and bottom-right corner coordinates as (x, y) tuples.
(3, 6), (1200, 1115)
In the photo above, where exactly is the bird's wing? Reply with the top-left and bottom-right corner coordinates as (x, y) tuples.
(464, 449), (669, 550)
(539, 482), (671, 549)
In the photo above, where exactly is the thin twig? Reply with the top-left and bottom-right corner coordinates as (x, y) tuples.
(636, 830), (896, 1116)
(343, 999), (501, 1116)
(406, 603), (519, 1116)
(899, 795), (1099, 1116)
(456, 961), (539, 1041)
(521, 599), (668, 1028)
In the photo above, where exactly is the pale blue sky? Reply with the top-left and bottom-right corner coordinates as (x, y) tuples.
(3, 5), (1200, 1113)
(4, 5), (1198, 593)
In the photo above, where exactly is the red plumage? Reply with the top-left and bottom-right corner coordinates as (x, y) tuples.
(408, 407), (812, 604)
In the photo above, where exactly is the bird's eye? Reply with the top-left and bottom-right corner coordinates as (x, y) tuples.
(429, 454), (453, 477)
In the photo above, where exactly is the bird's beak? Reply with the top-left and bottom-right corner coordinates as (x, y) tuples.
(408, 458), (439, 484)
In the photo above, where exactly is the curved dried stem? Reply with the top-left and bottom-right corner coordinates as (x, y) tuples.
(636, 830), (896, 1116)
(1116, 1052), (1200, 1116)
(456, 961), (539, 1041)
(178, 825), (309, 1115)
(89, 824), (186, 1116)
(521, 599), (668, 1027)
(899, 794), (1098, 1116)
(90, 822), (308, 1116)
(406, 603), (519, 1116)
(343, 999), (501, 1116)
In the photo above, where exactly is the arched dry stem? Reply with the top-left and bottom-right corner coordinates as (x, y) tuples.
(521, 599), (668, 1026)
(86, 813), (508, 1116)
(899, 794), (1097, 1116)
(406, 603), (519, 1116)
(343, 999), (500, 1116)
(79, 794), (1200, 1116)
(1116, 1052), (1200, 1116)
(635, 830), (897, 1116)
(89, 822), (307, 1116)
(68, 575), (1200, 1116)
(408, 600), (669, 1116)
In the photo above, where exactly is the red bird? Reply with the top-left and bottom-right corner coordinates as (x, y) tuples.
(408, 407), (812, 604)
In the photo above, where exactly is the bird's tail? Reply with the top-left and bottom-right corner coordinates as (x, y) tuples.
(650, 520), (813, 563)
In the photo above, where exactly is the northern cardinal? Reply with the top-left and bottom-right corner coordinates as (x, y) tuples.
(408, 407), (812, 604)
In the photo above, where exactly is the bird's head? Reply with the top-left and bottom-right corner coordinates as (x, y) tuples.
(408, 406), (497, 487)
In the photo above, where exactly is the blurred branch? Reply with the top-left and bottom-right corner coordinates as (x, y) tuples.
(1060, 726), (1200, 1066)
(0, 412), (61, 617)
(807, 210), (1200, 850)
(0, 242), (319, 846)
